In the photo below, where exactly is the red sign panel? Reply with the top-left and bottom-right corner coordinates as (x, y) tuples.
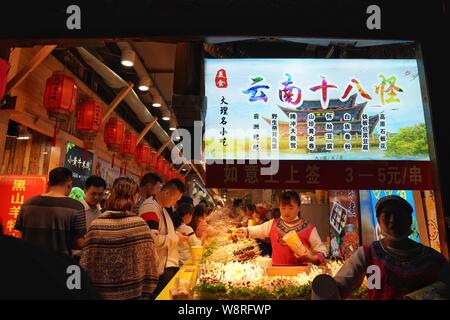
(0, 175), (47, 237)
(206, 160), (433, 190)
(215, 69), (228, 88)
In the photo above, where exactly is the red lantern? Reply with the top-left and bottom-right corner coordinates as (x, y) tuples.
(104, 118), (125, 167)
(43, 73), (78, 122)
(148, 150), (158, 170)
(136, 143), (151, 167)
(0, 58), (10, 102)
(76, 100), (102, 149)
(156, 156), (164, 172)
(119, 130), (137, 161)
(104, 118), (125, 152)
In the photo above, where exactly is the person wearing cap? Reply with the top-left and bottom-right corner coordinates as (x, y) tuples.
(334, 195), (450, 300)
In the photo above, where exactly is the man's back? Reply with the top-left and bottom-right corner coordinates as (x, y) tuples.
(15, 195), (86, 256)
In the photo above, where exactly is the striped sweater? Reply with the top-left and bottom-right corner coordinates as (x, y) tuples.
(80, 211), (159, 300)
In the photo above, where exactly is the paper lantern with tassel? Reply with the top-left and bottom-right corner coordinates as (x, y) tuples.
(43, 73), (78, 145)
(136, 143), (151, 167)
(76, 100), (102, 150)
(104, 118), (125, 167)
(44, 73), (78, 122)
(119, 130), (137, 175)
(119, 130), (137, 160)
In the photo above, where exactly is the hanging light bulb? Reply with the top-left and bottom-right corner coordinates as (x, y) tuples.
(169, 118), (177, 131)
(152, 95), (163, 107)
(138, 76), (150, 91)
(121, 49), (135, 67)
(161, 108), (171, 121)
(17, 125), (31, 140)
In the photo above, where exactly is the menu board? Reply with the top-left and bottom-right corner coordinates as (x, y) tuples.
(205, 58), (429, 161)
(205, 58), (434, 190)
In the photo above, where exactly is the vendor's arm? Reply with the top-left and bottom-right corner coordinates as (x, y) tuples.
(333, 246), (367, 299)
(308, 227), (328, 264)
(247, 220), (273, 240)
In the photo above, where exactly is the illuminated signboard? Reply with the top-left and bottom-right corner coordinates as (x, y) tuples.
(205, 58), (429, 161)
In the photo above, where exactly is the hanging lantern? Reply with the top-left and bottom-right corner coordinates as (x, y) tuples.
(104, 118), (125, 152)
(0, 58), (10, 102)
(148, 149), (158, 170)
(43, 73), (78, 122)
(43, 73), (78, 145)
(136, 143), (151, 167)
(119, 130), (137, 175)
(104, 118), (125, 167)
(156, 156), (168, 176)
(119, 130), (137, 160)
(76, 100), (102, 150)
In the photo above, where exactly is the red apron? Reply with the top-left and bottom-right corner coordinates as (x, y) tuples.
(269, 218), (315, 266)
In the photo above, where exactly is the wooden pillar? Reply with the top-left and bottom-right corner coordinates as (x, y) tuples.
(48, 137), (66, 173)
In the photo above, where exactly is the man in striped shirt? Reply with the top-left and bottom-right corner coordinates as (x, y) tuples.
(138, 178), (188, 297)
(15, 167), (86, 256)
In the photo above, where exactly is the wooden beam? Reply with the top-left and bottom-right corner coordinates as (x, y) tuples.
(183, 168), (191, 178)
(156, 139), (172, 157)
(6, 45), (57, 93)
(101, 82), (134, 124)
(136, 118), (158, 144)
(177, 164), (186, 173)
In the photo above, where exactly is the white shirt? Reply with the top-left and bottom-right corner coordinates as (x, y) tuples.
(81, 199), (102, 230)
(139, 197), (179, 275)
(177, 224), (202, 265)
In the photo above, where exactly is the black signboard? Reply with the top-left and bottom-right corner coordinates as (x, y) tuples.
(64, 142), (94, 188)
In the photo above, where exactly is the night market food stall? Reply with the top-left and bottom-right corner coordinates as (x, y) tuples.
(0, 35), (448, 301)
(155, 40), (448, 300)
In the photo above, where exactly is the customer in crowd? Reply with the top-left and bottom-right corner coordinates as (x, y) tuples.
(80, 177), (158, 300)
(0, 232), (100, 300)
(237, 191), (327, 266)
(176, 203), (202, 265)
(334, 195), (450, 300)
(138, 178), (188, 297)
(134, 173), (163, 214)
(72, 176), (107, 262)
(190, 204), (220, 242)
(82, 176), (106, 229)
(14, 167), (86, 256)
(169, 195), (195, 230)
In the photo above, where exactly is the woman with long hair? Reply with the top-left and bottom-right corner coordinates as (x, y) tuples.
(80, 177), (158, 300)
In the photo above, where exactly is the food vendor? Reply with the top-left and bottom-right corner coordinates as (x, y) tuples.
(333, 195), (450, 300)
(238, 191), (328, 266)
